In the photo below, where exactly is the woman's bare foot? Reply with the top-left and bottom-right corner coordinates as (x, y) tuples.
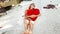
(23, 30), (29, 34)
(29, 31), (32, 34)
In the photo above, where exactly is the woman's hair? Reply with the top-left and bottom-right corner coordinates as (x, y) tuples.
(28, 3), (35, 9)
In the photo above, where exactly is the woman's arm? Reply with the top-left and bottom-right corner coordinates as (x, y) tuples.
(33, 14), (41, 17)
(37, 14), (41, 16)
(22, 10), (32, 18)
(25, 14), (41, 18)
(22, 10), (27, 17)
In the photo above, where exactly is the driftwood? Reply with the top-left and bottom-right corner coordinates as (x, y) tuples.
(0, 0), (6, 2)
(43, 4), (56, 9)
(0, 6), (6, 13)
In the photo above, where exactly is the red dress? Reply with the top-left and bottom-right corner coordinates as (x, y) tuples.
(26, 8), (40, 21)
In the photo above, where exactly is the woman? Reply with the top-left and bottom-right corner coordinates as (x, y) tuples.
(24, 3), (41, 34)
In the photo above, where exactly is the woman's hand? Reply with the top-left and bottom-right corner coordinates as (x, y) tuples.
(30, 14), (41, 18)
(25, 15), (37, 18)
(30, 15), (37, 18)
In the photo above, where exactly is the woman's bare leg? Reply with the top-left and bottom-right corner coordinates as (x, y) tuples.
(24, 23), (29, 33)
(29, 22), (34, 34)
(24, 20), (29, 34)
